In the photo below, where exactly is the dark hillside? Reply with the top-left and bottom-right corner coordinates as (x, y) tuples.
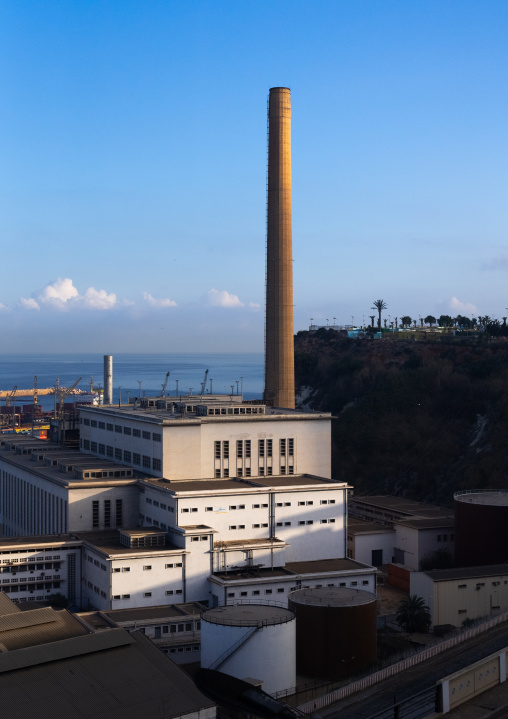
(294, 330), (508, 505)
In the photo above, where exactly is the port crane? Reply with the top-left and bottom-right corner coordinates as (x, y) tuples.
(5, 386), (17, 408)
(200, 369), (209, 395)
(161, 372), (170, 397)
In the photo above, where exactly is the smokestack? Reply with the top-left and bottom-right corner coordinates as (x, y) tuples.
(104, 355), (113, 405)
(264, 87), (295, 409)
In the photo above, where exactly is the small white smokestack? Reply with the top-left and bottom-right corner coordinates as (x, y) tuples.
(104, 355), (113, 405)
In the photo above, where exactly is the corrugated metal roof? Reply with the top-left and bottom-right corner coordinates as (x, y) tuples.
(0, 607), (88, 651)
(0, 593), (20, 616)
(0, 630), (215, 719)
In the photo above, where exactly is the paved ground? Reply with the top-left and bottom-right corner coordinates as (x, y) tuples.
(444, 680), (508, 718)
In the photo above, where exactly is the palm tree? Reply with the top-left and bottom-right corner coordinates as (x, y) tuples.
(424, 315), (436, 327)
(369, 315), (375, 328)
(400, 315), (411, 328)
(371, 299), (387, 330)
(396, 595), (431, 633)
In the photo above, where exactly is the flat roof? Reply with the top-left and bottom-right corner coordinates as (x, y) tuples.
(100, 602), (205, 624)
(0, 534), (82, 550)
(423, 565), (508, 581)
(285, 557), (374, 574)
(347, 518), (394, 534)
(76, 530), (182, 557)
(350, 495), (453, 520)
(396, 516), (454, 529)
(80, 402), (331, 424)
(0, 441), (144, 488)
(145, 474), (346, 495)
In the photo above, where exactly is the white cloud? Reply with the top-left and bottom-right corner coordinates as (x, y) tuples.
(19, 297), (40, 310)
(142, 292), (177, 308)
(83, 287), (117, 310)
(0, 303), (9, 311)
(204, 288), (244, 308)
(449, 296), (478, 315)
(18, 278), (119, 312)
(38, 277), (78, 306)
(248, 302), (261, 311)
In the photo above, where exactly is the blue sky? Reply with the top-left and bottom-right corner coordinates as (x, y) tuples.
(1, 0), (507, 352)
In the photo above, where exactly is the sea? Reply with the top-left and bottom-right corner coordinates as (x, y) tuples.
(0, 353), (264, 411)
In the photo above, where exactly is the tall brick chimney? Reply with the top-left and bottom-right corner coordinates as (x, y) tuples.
(264, 87), (295, 409)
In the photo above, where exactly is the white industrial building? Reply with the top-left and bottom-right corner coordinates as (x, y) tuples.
(411, 565), (508, 628)
(0, 397), (377, 611)
(348, 495), (455, 571)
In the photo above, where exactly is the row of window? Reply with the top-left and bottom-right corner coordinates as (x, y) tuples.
(180, 500), (337, 513)
(6, 582), (61, 592)
(82, 441), (162, 471)
(0, 554), (61, 562)
(112, 589), (183, 600)
(142, 516), (168, 529)
(458, 580), (507, 589)
(82, 418), (161, 442)
(228, 518), (337, 530)
(225, 579), (371, 598)
(437, 534), (454, 541)
(3, 575), (60, 583)
(0, 562), (61, 573)
(145, 498), (174, 511)
(112, 563), (183, 572)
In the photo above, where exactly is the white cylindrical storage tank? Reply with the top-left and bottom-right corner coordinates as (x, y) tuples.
(103, 355), (113, 405)
(201, 604), (295, 695)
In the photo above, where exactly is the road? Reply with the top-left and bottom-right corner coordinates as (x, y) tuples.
(319, 621), (508, 719)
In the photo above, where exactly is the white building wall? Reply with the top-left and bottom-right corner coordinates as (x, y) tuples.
(351, 531), (395, 567)
(0, 465), (69, 536)
(0, 542), (81, 605)
(68, 485), (139, 533)
(395, 525), (454, 571)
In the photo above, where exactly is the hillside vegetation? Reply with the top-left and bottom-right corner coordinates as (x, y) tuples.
(294, 330), (508, 505)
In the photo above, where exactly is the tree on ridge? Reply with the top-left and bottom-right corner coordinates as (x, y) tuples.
(371, 299), (387, 330)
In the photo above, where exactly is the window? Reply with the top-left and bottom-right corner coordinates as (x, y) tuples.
(133, 428), (141, 437)
(133, 453), (141, 465)
(288, 438), (294, 455)
(280, 438), (286, 456)
(99, 421), (105, 429)
(237, 440), (243, 458)
(123, 426), (131, 435)
(259, 439), (265, 457)
(237, 468), (243, 477)
(153, 433), (161, 442)
(104, 500), (111, 528)
(267, 466), (273, 475)
(241, 591), (247, 596)
(267, 439), (272, 457)
(284, 521), (291, 526)
(253, 590), (260, 596)
(245, 440), (251, 458)
(214, 441), (221, 459)
(223, 440), (229, 458)
(122, 594), (130, 599)
(143, 431), (151, 440)
(153, 458), (161, 471)
(458, 584), (467, 589)
(83, 418), (90, 426)
(115, 448), (122, 461)
(116, 499), (123, 527)
(143, 565), (152, 571)
(98, 443), (105, 455)
(107, 445), (114, 457)
(92, 501), (99, 528)
(265, 589), (272, 594)
(83, 440), (90, 450)
(107, 423), (113, 432)
(143, 455), (151, 469)
(124, 450), (131, 463)
(252, 504), (260, 509)
(122, 567), (130, 572)
(91, 441), (97, 452)
(115, 425), (122, 433)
